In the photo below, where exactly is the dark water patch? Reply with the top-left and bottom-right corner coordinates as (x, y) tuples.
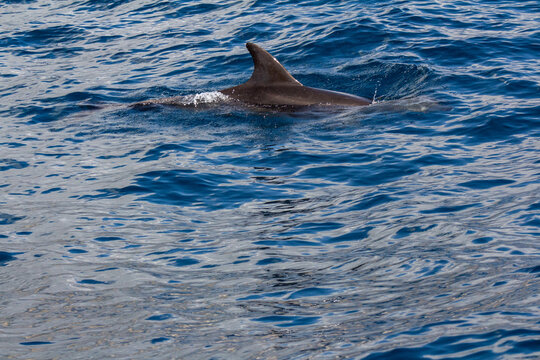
(146, 314), (173, 321)
(12, 25), (86, 47)
(0, 159), (29, 171)
(246, 150), (376, 177)
(322, 226), (373, 244)
(238, 291), (289, 301)
(208, 143), (248, 154)
(253, 240), (322, 247)
(9, 189), (37, 196)
(281, 222), (343, 236)
(287, 287), (335, 299)
(507, 339), (540, 355)
(64, 138), (84, 144)
(0, 142), (25, 148)
(522, 218), (540, 228)
(77, 0), (132, 11)
(147, 247), (217, 256)
(365, 329), (540, 360)
(0, 73), (18, 79)
(394, 224), (437, 239)
(387, 126), (436, 136)
(444, 110), (540, 145)
(345, 193), (398, 212)
(133, 1), (177, 14)
(416, 260), (449, 278)
(41, 187), (63, 194)
(77, 279), (111, 285)
(421, 203), (480, 214)
(169, 257), (200, 267)
(472, 237), (493, 244)
(40, 91), (110, 105)
(0, 251), (22, 266)
(87, 35), (123, 44)
(17, 104), (91, 124)
(150, 337), (169, 344)
(35, 152), (73, 158)
(299, 162), (419, 186)
(3, 0), (38, 3)
(20, 341), (53, 346)
(170, 2), (224, 17)
(200, 264), (218, 269)
(85, 169), (295, 210)
(124, 244), (141, 249)
(94, 236), (123, 242)
(252, 315), (321, 327)
(418, 39), (491, 65)
(138, 143), (192, 162)
(146, 43), (193, 58)
(527, 202), (540, 211)
(147, 248), (184, 256)
(387, 320), (467, 338)
(0, 213), (25, 225)
(413, 154), (472, 167)
(517, 265), (540, 275)
(35, 46), (85, 59)
(458, 179), (515, 189)
(68, 248), (88, 254)
(232, 259), (249, 265)
(95, 267), (118, 272)
(256, 257), (285, 265)
(97, 149), (141, 159)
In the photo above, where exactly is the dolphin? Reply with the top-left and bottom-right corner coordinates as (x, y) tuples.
(220, 43), (371, 107)
(134, 43), (371, 108)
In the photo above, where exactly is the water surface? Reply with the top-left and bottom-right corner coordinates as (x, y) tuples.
(1, 0), (539, 358)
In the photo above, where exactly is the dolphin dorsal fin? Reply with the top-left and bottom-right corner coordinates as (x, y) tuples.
(246, 42), (302, 86)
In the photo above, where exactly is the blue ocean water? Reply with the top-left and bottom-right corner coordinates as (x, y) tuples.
(1, 0), (539, 358)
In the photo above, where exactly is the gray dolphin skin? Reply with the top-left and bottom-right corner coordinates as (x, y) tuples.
(220, 42), (371, 107)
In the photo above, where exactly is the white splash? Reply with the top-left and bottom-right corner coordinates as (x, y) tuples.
(183, 91), (230, 107)
(372, 80), (381, 104)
